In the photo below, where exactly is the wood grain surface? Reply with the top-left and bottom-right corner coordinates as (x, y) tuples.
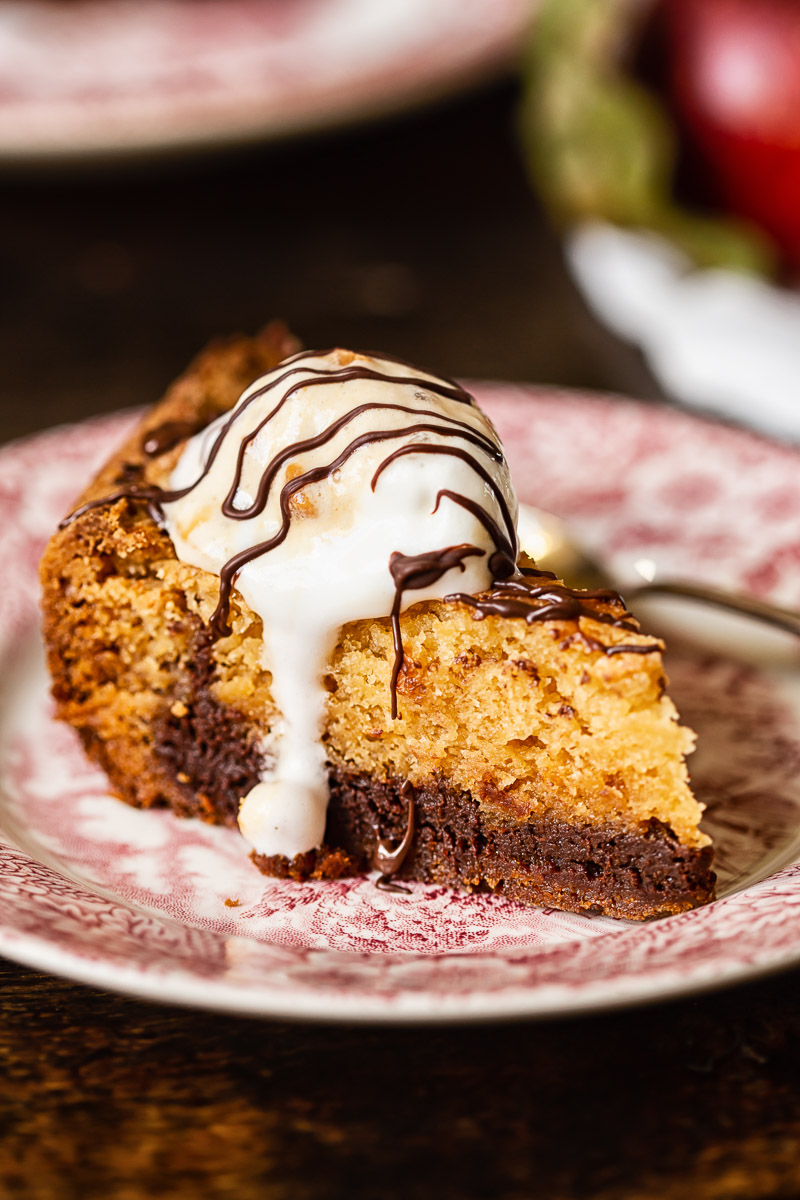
(1, 81), (799, 1199)
(2, 958), (800, 1199)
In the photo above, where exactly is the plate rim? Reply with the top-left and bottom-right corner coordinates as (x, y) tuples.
(2, 906), (800, 1025)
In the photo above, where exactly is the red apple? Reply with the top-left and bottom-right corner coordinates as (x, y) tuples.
(664, 0), (800, 269)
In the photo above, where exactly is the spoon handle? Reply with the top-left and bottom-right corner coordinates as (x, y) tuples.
(628, 581), (800, 639)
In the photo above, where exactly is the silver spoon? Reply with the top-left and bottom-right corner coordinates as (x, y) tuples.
(517, 504), (800, 642)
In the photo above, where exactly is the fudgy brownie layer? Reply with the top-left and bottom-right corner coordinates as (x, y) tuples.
(255, 768), (716, 921)
(153, 628), (266, 826)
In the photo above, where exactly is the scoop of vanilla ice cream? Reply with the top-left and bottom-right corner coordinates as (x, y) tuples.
(163, 349), (517, 860)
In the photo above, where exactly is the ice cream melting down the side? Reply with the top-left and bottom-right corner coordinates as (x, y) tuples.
(162, 349), (519, 861)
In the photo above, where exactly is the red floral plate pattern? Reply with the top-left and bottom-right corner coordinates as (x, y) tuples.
(0, 0), (533, 160)
(1, 386), (800, 1022)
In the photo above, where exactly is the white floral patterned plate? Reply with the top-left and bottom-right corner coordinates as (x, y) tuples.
(0, 0), (533, 161)
(2, 386), (800, 1022)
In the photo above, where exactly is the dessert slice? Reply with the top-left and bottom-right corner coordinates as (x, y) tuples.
(40, 326), (714, 920)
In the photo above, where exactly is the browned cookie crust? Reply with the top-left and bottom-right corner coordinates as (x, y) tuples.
(40, 325), (715, 920)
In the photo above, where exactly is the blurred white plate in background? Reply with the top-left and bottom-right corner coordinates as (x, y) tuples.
(569, 221), (800, 444)
(0, 0), (534, 161)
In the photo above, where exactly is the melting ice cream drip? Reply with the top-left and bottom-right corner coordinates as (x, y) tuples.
(161, 349), (518, 859)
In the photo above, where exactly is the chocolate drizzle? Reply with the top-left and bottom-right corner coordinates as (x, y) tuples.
(388, 545), (484, 719)
(221, 404), (498, 521)
(445, 573), (661, 657)
(372, 444), (516, 561)
(372, 784), (416, 892)
(142, 419), (206, 459)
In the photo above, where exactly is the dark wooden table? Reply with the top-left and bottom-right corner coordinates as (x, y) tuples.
(1, 83), (799, 1199)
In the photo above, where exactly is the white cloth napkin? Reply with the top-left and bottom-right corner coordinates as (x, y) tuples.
(568, 221), (800, 442)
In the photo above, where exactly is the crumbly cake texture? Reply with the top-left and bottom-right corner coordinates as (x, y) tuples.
(40, 326), (715, 920)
